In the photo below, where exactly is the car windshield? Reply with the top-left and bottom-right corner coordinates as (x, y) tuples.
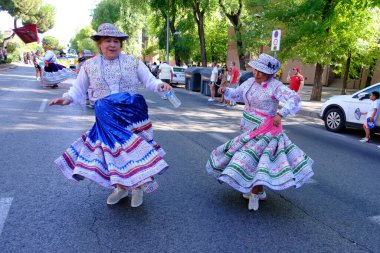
(353, 83), (380, 98)
(173, 67), (185, 72)
(67, 49), (77, 55)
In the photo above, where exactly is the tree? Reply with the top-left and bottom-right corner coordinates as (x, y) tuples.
(183, 0), (213, 67)
(70, 26), (98, 53)
(42, 36), (62, 51)
(0, 0), (55, 48)
(91, 0), (150, 57)
(91, 0), (122, 30)
(218, 0), (245, 69)
(256, 0), (380, 101)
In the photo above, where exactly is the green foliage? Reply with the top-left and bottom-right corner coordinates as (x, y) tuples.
(0, 0), (55, 33)
(42, 36), (62, 50)
(70, 26), (98, 53)
(91, 0), (122, 30)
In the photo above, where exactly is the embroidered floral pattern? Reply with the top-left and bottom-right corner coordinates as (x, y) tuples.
(84, 55), (139, 101)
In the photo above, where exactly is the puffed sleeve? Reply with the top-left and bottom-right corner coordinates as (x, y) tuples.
(274, 83), (301, 117)
(137, 60), (162, 92)
(62, 66), (89, 104)
(39, 51), (54, 62)
(224, 78), (253, 103)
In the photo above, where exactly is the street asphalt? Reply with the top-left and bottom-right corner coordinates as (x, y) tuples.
(0, 65), (379, 252)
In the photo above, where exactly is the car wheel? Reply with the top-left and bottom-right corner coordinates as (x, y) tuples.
(324, 108), (345, 132)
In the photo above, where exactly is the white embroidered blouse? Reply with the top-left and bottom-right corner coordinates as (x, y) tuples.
(224, 77), (301, 118)
(63, 55), (162, 104)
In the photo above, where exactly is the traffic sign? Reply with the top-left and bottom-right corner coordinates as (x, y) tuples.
(271, 30), (281, 51)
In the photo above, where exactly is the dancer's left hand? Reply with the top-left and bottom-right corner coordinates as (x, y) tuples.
(159, 83), (173, 92)
(273, 114), (282, 127)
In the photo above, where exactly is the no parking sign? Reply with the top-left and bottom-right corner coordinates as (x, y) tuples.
(271, 30), (281, 51)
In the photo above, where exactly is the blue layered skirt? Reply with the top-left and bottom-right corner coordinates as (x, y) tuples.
(55, 92), (168, 193)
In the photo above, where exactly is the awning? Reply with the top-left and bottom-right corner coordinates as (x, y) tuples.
(13, 24), (40, 44)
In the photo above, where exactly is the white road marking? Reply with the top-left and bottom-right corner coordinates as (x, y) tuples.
(38, 98), (49, 112)
(304, 178), (318, 185)
(208, 133), (230, 143)
(0, 197), (13, 236)
(369, 215), (380, 225)
(145, 99), (156, 104)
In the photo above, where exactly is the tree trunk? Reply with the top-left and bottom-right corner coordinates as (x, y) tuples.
(169, 20), (181, 66)
(1, 18), (17, 50)
(341, 51), (351, 95)
(234, 25), (246, 70)
(196, 15), (207, 66)
(310, 63), (324, 101)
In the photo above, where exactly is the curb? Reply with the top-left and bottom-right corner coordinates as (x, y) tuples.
(297, 109), (320, 119)
(0, 64), (18, 72)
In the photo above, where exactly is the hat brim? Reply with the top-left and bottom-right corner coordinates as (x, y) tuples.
(90, 35), (129, 41)
(248, 61), (278, 75)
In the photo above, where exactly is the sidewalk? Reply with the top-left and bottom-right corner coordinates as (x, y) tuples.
(0, 63), (18, 71)
(296, 85), (357, 119)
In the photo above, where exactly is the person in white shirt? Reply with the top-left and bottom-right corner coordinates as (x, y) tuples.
(157, 62), (174, 99)
(208, 62), (218, 102)
(360, 91), (380, 142)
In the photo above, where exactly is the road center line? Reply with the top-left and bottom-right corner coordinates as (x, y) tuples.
(0, 197), (13, 236)
(207, 133), (230, 143)
(38, 98), (49, 112)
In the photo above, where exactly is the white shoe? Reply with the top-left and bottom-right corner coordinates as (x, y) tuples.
(131, 188), (144, 207)
(36, 77), (41, 81)
(359, 137), (369, 143)
(161, 95), (168, 100)
(248, 194), (260, 211)
(243, 191), (267, 200)
(208, 98), (215, 102)
(107, 187), (129, 205)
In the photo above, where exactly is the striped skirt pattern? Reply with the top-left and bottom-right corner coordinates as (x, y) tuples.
(55, 92), (168, 193)
(206, 110), (314, 193)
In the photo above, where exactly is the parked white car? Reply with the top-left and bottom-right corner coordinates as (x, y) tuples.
(172, 66), (186, 84)
(320, 83), (380, 132)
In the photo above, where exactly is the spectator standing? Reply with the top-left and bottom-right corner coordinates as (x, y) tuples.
(218, 65), (230, 105)
(287, 67), (305, 93)
(208, 62), (218, 102)
(26, 52), (32, 64)
(157, 61), (174, 99)
(359, 91), (380, 143)
(229, 61), (240, 106)
(33, 50), (42, 81)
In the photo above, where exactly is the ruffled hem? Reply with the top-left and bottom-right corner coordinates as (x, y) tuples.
(55, 132), (168, 193)
(43, 68), (76, 84)
(206, 129), (314, 193)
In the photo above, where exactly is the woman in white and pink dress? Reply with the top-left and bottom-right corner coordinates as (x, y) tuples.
(206, 54), (314, 211)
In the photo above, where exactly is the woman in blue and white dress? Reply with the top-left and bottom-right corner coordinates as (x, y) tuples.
(40, 43), (75, 87)
(49, 23), (172, 208)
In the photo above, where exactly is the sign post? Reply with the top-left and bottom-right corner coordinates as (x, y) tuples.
(271, 29), (281, 58)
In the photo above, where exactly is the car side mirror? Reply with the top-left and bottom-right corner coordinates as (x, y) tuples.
(358, 92), (370, 100)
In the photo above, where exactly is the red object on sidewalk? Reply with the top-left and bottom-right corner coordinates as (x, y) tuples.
(13, 24), (40, 44)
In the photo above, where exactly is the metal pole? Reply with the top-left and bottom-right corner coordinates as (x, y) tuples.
(166, 13), (169, 63)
